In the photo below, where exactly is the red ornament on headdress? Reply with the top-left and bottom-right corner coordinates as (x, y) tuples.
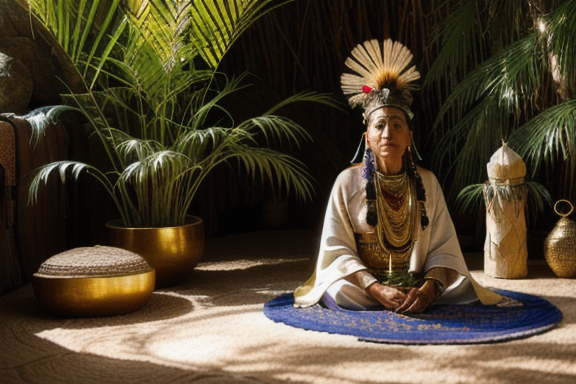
(362, 85), (373, 94)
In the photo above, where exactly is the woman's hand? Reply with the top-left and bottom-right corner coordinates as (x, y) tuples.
(366, 282), (407, 310)
(395, 280), (438, 314)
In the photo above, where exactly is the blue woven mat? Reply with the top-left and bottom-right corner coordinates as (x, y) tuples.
(263, 290), (563, 345)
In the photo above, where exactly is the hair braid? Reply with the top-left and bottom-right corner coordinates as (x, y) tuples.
(364, 148), (377, 226)
(406, 147), (429, 230)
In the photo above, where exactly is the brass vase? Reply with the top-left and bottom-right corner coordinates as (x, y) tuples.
(106, 215), (205, 288)
(544, 200), (576, 278)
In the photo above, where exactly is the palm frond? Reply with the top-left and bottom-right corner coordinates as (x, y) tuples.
(424, 1), (482, 90)
(220, 144), (315, 203)
(113, 135), (164, 163)
(524, 181), (552, 222)
(189, 73), (252, 130)
(126, 0), (194, 72)
(27, 0), (123, 80)
(28, 160), (115, 208)
(434, 34), (543, 134)
(547, 0), (576, 96)
(508, 99), (576, 177)
(455, 183), (485, 214)
(24, 105), (81, 147)
(119, 150), (194, 226)
(432, 97), (507, 194)
(236, 115), (310, 149)
(262, 91), (343, 116)
(189, 0), (287, 68)
(175, 126), (232, 158)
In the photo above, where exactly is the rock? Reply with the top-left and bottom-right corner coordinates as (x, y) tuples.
(0, 0), (82, 113)
(0, 51), (33, 114)
(0, 37), (64, 110)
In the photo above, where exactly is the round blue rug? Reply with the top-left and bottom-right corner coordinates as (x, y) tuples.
(263, 290), (563, 345)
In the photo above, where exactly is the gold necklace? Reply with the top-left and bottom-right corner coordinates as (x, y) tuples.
(374, 171), (418, 257)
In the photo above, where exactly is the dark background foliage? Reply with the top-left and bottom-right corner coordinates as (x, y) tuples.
(206, 0), (443, 233)
(7, 0), (568, 250)
(202, 0), (568, 257)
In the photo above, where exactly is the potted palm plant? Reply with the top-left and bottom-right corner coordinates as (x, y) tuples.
(24, 0), (334, 287)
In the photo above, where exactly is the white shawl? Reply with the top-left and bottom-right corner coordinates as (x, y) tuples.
(294, 165), (501, 307)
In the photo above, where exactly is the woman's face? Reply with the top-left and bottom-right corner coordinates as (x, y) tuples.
(365, 107), (412, 174)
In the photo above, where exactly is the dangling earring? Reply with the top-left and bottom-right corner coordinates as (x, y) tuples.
(350, 132), (366, 164)
(410, 139), (422, 162)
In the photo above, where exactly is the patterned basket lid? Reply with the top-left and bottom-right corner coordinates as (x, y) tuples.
(487, 142), (526, 181)
(35, 246), (152, 278)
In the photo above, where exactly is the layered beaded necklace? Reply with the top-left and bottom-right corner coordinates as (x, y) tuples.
(374, 170), (418, 256)
(364, 147), (427, 263)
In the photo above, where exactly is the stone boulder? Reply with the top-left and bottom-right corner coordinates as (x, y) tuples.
(0, 0), (83, 113)
(0, 50), (33, 113)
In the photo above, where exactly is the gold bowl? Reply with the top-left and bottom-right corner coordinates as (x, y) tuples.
(32, 246), (155, 317)
(106, 215), (205, 288)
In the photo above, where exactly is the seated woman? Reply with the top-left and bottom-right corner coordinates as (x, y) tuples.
(294, 39), (501, 313)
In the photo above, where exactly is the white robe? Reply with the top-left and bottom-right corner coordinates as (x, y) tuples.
(294, 164), (501, 309)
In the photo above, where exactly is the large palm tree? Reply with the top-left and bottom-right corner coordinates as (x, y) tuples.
(424, 0), (574, 210)
(23, 0), (334, 228)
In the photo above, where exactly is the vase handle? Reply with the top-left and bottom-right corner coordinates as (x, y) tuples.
(554, 199), (574, 218)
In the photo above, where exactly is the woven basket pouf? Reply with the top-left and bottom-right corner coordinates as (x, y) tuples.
(32, 246), (155, 317)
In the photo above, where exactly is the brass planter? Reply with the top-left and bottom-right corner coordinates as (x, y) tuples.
(32, 246), (155, 317)
(106, 216), (205, 288)
(33, 271), (155, 317)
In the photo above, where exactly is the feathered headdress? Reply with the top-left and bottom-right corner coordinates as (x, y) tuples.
(341, 39), (420, 120)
